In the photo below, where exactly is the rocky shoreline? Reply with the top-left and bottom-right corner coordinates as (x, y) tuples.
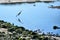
(0, 0), (54, 4)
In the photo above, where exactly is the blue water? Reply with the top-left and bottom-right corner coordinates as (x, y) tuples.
(0, 2), (60, 34)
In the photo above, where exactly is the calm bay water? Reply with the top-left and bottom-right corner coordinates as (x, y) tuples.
(0, 2), (60, 34)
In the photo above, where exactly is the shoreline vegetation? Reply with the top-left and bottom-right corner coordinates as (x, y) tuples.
(0, 20), (60, 40)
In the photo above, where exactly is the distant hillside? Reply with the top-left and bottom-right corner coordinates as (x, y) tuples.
(0, 20), (59, 40)
(0, 20), (39, 40)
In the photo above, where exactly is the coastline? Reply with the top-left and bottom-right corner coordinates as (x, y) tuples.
(0, 0), (54, 4)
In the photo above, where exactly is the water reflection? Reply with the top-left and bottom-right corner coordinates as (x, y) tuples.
(0, 1), (60, 34)
(49, 5), (60, 9)
(43, 1), (54, 3)
(53, 26), (60, 30)
(16, 11), (22, 17)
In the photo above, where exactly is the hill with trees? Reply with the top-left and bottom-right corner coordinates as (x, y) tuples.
(0, 20), (59, 40)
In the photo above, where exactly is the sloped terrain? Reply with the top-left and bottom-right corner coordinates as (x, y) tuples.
(0, 20), (59, 40)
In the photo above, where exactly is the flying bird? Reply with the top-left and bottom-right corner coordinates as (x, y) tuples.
(16, 11), (22, 17)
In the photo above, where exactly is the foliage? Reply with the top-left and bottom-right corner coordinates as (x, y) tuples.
(0, 20), (59, 40)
